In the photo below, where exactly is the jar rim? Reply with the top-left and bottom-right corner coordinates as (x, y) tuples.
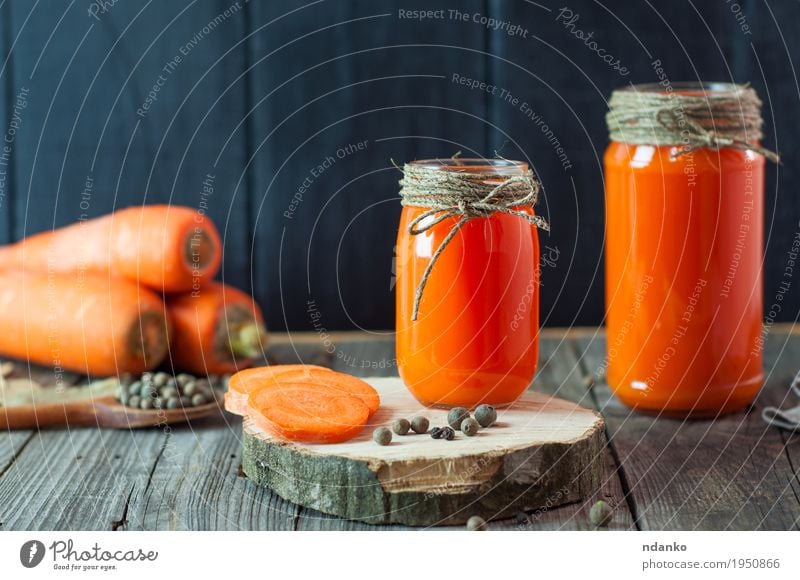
(409, 158), (528, 175)
(619, 81), (747, 96)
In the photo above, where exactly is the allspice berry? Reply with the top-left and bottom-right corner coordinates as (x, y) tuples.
(410, 416), (429, 434)
(373, 427), (392, 446)
(466, 515), (487, 531)
(392, 418), (411, 436)
(589, 500), (613, 528)
(461, 417), (480, 436)
(447, 407), (470, 430)
(474, 404), (497, 428)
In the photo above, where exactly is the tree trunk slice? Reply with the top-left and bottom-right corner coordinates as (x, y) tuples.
(241, 377), (606, 526)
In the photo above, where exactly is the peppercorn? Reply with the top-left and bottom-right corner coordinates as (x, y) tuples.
(152, 372), (169, 388)
(128, 395), (141, 409)
(410, 416), (429, 434)
(140, 372), (154, 385)
(183, 381), (198, 397)
(474, 404), (497, 428)
(373, 427), (392, 446)
(177, 373), (193, 387)
(392, 418), (411, 436)
(441, 426), (455, 440)
(191, 394), (207, 407)
(152, 397), (164, 409)
(430, 427), (443, 439)
(140, 398), (153, 410)
(166, 397), (180, 410)
(160, 386), (178, 400)
(127, 381), (141, 397)
(119, 391), (130, 406)
(589, 500), (613, 528)
(447, 407), (470, 430)
(461, 417), (480, 436)
(466, 516), (487, 531)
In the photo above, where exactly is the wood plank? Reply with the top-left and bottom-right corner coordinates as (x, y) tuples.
(738, 3), (800, 329)
(0, 430), (34, 475)
(0, 0), (12, 244)
(7, 2), (250, 288)
(246, 0), (489, 333)
(487, 1), (744, 327)
(0, 428), (165, 530)
(575, 331), (800, 531)
(123, 416), (302, 530)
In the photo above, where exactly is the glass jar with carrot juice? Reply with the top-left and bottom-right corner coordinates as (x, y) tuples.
(395, 159), (549, 408)
(604, 82), (778, 416)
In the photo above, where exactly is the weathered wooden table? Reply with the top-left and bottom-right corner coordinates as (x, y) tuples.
(1, 326), (799, 531)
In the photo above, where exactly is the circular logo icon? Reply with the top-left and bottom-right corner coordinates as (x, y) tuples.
(20, 540), (45, 568)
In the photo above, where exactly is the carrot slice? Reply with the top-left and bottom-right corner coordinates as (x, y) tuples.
(224, 364), (332, 415)
(250, 383), (369, 443)
(299, 372), (380, 416)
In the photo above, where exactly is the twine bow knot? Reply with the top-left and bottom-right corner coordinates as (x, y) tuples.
(399, 163), (549, 321)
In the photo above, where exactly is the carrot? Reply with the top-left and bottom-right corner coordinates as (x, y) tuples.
(224, 364), (333, 416)
(166, 282), (268, 376)
(0, 270), (170, 376)
(250, 383), (369, 443)
(0, 205), (222, 293)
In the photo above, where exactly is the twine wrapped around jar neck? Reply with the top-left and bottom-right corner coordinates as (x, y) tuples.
(398, 161), (549, 321)
(606, 83), (779, 163)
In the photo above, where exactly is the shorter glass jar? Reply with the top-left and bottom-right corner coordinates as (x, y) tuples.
(395, 159), (542, 408)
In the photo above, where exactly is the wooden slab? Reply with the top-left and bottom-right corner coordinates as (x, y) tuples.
(241, 377), (605, 526)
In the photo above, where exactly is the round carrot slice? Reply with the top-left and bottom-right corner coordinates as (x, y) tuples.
(302, 372), (380, 416)
(241, 368), (380, 417)
(225, 364), (333, 415)
(250, 383), (369, 443)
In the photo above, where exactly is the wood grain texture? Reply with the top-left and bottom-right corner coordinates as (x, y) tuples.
(123, 419), (303, 531)
(246, 0), (490, 332)
(576, 332), (800, 531)
(1, 328), (798, 530)
(6, 2), (251, 288)
(0, 0), (11, 245)
(0, 428), (166, 530)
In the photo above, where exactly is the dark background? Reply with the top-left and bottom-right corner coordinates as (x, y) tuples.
(0, 0), (797, 332)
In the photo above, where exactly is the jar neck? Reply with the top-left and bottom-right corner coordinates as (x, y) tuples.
(409, 158), (528, 178)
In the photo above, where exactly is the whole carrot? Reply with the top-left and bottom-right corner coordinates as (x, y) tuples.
(0, 270), (170, 376)
(166, 282), (268, 375)
(0, 205), (222, 293)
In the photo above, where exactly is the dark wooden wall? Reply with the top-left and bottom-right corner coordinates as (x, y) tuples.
(0, 0), (797, 331)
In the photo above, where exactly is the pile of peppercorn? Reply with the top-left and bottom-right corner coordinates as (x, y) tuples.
(117, 372), (223, 410)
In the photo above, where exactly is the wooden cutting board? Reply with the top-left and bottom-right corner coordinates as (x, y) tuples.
(241, 377), (605, 526)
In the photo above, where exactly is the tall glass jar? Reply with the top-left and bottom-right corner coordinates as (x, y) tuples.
(396, 159), (542, 408)
(604, 82), (767, 416)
